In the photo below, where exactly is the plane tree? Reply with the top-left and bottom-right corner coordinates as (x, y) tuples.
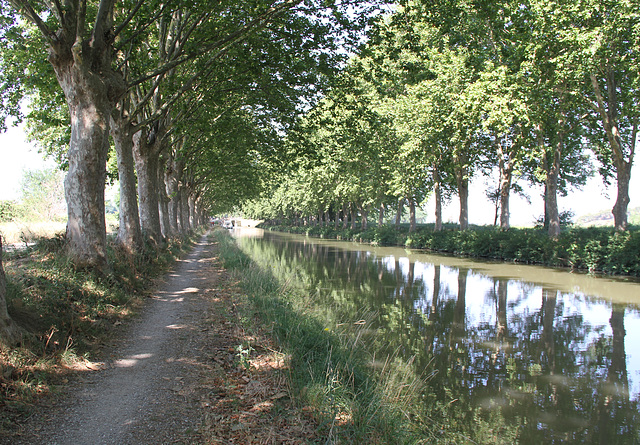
(0, 0), (381, 271)
(570, 0), (639, 231)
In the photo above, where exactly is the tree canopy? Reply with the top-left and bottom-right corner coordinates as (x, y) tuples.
(0, 0), (637, 256)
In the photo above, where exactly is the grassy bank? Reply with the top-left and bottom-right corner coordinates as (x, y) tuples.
(264, 224), (640, 276)
(213, 228), (427, 444)
(0, 230), (200, 429)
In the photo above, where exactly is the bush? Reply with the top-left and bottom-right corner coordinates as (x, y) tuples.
(263, 223), (640, 276)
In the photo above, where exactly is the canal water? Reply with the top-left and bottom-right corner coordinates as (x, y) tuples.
(233, 228), (640, 444)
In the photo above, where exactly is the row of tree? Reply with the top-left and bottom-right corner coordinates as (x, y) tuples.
(0, 0), (380, 272)
(242, 0), (638, 238)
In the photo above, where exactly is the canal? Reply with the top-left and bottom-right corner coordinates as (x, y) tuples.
(233, 228), (640, 444)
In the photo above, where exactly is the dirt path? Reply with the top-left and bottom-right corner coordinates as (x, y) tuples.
(5, 235), (315, 444)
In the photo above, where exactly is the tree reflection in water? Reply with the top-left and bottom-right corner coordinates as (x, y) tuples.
(235, 231), (640, 444)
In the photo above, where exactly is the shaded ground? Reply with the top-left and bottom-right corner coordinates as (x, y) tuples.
(2, 235), (316, 444)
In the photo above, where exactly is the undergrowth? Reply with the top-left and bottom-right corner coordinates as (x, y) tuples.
(0, 229), (201, 430)
(213, 228), (428, 444)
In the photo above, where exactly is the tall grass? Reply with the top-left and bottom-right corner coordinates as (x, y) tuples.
(1, 216), (119, 246)
(0, 221), (67, 245)
(213, 228), (427, 444)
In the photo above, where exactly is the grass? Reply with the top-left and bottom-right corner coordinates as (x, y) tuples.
(0, 221), (67, 245)
(0, 216), (118, 245)
(213, 228), (428, 444)
(0, 228), (200, 431)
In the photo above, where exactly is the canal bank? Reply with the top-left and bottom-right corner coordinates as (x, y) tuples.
(225, 226), (640, 444)
(262, 223), (640, 277)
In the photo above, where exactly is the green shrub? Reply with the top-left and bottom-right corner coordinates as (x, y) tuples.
(263, 223), (640, 276)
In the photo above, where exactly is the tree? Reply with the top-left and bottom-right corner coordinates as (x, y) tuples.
(3, 0), (126, 270)
(19, 167), (66, 221)
(0, 236), (21, 347)
(1, 0), (380, 270)
(574, 0), (639, 231)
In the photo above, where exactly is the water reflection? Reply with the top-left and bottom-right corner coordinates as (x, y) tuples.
(234, 229), (640, 444)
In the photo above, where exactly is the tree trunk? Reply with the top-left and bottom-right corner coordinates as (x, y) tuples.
(168, 157), (184, 234)
(188, 193), (196, 228)
(0, 236), (21, 347)
(158, 156), (171, 238)
(544, 136), (562, 239)
(434, 169), (443, 232)
(350, 204), (356, 230)
(456, 168), (469, 231)
(42, 4), (124, 271)
(133, 132), (163, 241)
(110, 114), (142, 252)
(409, 197), (416, 233)
(180, 186), (190, 231)
(589, 72), (636, 231)
(165, 162), (178, 235)
(395, 198), (404, 227)
(360, 204), (369, 230)
(56, 67), (113, 270)
(498, 144), (513, 230)
(612, 161), (632, 232)
(378, 203), (385, 226)
(342, 203), (349, 229)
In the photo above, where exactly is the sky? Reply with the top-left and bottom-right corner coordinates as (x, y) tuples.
(0, 124), (637, 226)
(0, 123), (56, 200)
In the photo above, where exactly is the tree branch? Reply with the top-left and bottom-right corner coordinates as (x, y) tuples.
(112, 0), (145, 40)
(6, 0), (57, 45)
(128, 0), (302, 88)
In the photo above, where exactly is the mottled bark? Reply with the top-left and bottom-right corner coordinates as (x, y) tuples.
(434, 169), (443, 232)
(110, 114), (142, 252)
(544, 136), (562, 239)
(590, 72), (636, 231)
(180, 186), (190, 231)
(167, 157), (184, 234)
(57, 66), (113, 270)
(133, 131), (162, 241)
(395, 199), (404, 227)
(456, 170), (469, 231)
(612, 163), (632, 232)
(498, 144), (513, 230)
(378, 203), (385, 226)
(37, 0), (124, 271)
(188, 193), (196, 229)
(408, 197), (416, 233)
(158, 156), (171, 238)
(453, 149), (470, 231)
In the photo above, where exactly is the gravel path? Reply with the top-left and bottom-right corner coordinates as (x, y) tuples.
(4, 234), (316, 445)
(8, 235), (218, 444)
